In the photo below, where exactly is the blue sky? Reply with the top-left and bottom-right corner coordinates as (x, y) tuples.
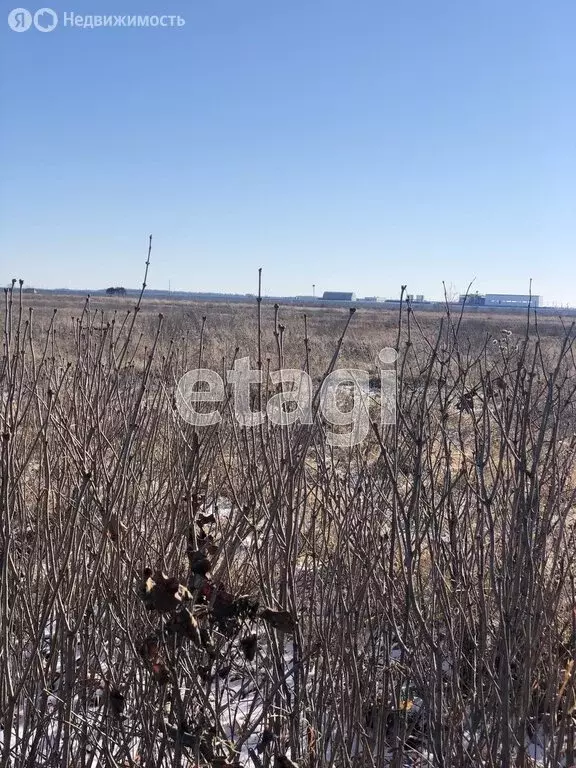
(1, 0), (575, 304)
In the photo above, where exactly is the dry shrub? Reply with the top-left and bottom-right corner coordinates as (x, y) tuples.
(2, 280), (576, 767)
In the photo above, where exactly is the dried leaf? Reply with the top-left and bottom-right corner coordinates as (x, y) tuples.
(166, 608), (202, 646)
(139, 570), (192, 612)
(188, 549), (212, 576)
(240, 633), (258, 662)
(259, 609), (297, 634)
(108, 686), (125, 718)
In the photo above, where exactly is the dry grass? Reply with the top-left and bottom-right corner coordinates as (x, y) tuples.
(2, 281), (576, 767)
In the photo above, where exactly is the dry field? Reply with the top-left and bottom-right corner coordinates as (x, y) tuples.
(2, 283), (576, 767)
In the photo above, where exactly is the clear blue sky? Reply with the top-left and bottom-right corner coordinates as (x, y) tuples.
(1, 0), (575, 304)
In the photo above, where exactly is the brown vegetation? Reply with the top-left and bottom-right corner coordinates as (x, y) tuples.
(1, 276), (576, 767)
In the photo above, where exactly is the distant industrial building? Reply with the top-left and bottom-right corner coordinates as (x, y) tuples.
(459, 293), (540, 308)
(322, 291), (356, 301)
(407, 294), (425, 303)
(485, 293), (540, 307)
(363, 296), (382, 302)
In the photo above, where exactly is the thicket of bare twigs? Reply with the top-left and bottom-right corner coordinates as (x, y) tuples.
(2, 268), (576, 767)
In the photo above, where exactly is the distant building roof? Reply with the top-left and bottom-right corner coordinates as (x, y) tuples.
(322, 291), (356, 301)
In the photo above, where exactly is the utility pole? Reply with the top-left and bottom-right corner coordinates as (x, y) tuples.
(312, 284), (315, 298)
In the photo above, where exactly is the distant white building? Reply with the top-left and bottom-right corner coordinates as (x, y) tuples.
(484, 294), (540, 308)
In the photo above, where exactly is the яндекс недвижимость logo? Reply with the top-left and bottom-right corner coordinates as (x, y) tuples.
(8, 7), (58, 31)
(7, 8), (185, 30)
